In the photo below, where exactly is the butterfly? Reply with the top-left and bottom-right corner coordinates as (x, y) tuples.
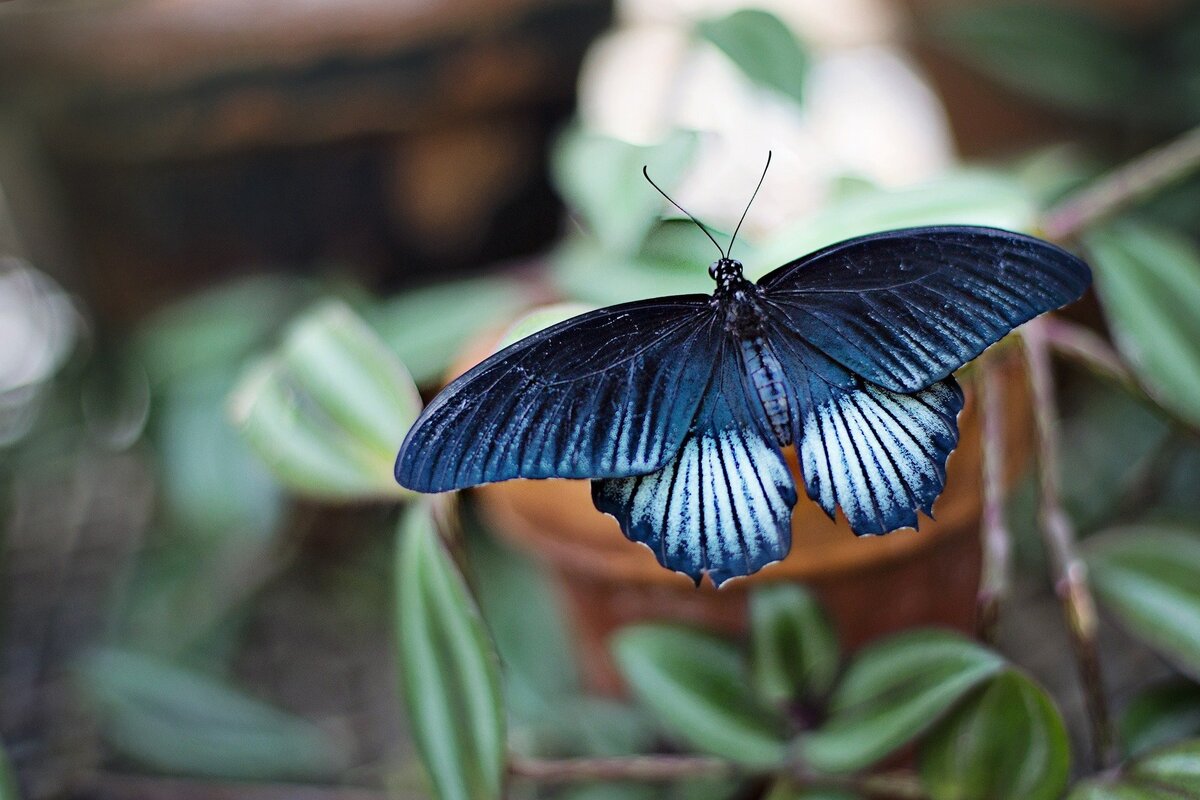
(395, 160), (1091, 586)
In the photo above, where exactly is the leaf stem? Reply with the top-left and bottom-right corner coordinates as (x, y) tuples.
(1021, 320), (1116, 768)
(509, 754), (735, 783)
(1041, 124), (1200, 241)
(510, 755), (930, 798)
(976, 355), (1011, 644)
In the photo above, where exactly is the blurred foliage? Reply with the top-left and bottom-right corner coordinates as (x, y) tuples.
(1085, 221), (1200, 428)
(367, 275), (531, 386)
(614, 624), (790, 768)
(920, 671), (1069, 800)
(1085, 525), (1200, 680)
(76, 648), (349, 780)
(1067, 739), (1200, 799)
(800, 631), (1006, 774)
(0, 744), (14, 800)
(698, 9), (809, 106)
(1121, 678), (1200, 758)
(925, 2), (1200, 128)
(231, 299), (418, 501)
(750, 584), (838, 708)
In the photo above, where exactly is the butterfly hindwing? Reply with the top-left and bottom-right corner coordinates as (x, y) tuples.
(395, 298), (721, 492)
(798, 372), (964, 535)
(592, 345), (797, 586)
(759, 313), (964, 535)
(759, 226), (1090, 392)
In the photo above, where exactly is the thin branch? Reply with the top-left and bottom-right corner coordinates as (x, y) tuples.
(1042, 123), (1200, 241)
(1037, 317), (1136, 390)
(1021, 320), (1116, 769)
(976, 355), (1011, 644)
(510, 755), (930, 799)
(509, 754), (736, 784)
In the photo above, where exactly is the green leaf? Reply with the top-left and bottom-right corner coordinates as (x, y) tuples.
(753, 170), (1035, 277)
(920, 670), (1069, 800)
(1121, 679), (1200, 758)
(396, 501), (506, 800)
(926, 4), (1140, 117)
(230, 300), (419, 501)
(552, 129), (698, 255)
(1068, 739), (1200, 799)
(613, 624), (788, 768)
(801, 630), (1006, 774)
(1084, 524), (1200, 679)
(698, 9), (809, 105)
(749, 584), (839, 707)
(75, 648), (348, 780)
(368, 275), (530, 386)
(109, 531), (275, 662)
(280, 300), (421, 455)
(1084, 221), (1200, 427)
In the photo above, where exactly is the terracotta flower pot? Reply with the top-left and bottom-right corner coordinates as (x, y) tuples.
(455, 332), (1032, 695)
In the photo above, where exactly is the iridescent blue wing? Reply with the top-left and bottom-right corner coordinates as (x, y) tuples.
(592, 341), (797, 587)
(758, 226), (1090, 392)
(762, 316), (964, 536)
(395, 297), (721, 492)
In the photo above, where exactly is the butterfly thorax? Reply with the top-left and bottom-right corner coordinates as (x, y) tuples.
(707, 258), (794, 445)
(709, 258), (766, 336)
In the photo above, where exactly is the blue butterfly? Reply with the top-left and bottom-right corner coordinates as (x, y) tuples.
(395, 166), (1091, 587)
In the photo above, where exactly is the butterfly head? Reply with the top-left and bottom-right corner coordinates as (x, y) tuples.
(708, 257), (745, 287)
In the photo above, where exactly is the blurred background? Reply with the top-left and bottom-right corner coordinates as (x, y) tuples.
(2, 0), (1200, 797)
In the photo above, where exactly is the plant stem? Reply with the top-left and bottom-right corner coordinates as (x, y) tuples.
(509, 754), (736, 783)
(976, 356), (1010, 644)
(1021, 320), (1116, 768)
(1037, 317), (1136, 390)
(1041, 123), (1200, 241)
(510, 756), (930, 798)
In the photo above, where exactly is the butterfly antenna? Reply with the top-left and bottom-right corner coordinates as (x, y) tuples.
(642, 165), (725, 259)
(727, 150), (772, 257)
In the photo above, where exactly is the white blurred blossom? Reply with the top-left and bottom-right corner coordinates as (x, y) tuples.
(0, 257), (77, 444)
(577, 0), (955, 239)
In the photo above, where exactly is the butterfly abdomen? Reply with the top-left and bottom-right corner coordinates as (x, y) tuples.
(739, 336), (794, 446)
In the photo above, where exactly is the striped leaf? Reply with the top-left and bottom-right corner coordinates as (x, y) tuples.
(749, 584), (839, 708)
(231, 300), (419, 501)
(1085, 524), (1200, 679)
(396, 501), (506, 800)
(613, 625), (788, 768)
(920, 670), (1069, 800)
(801, 630), (1005, 774)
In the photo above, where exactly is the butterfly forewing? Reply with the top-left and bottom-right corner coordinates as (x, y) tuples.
(759, 226), (1091, 392)
(395, 297), (721, 492)
(592, 342), (797, 586)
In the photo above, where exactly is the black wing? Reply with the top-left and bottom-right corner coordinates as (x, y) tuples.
(758, 226), (1091, 392)
(395, 297), (721, 492)
(593, 341), (797, 587)
(763, 315), (964, 535)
